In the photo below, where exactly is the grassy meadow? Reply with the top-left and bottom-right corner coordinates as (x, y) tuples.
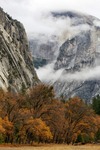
(0, 144), (100, 150)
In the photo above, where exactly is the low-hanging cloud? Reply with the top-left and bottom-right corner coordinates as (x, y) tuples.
(58, 21), (91, 43)
(36, 64), (100, 84)
(93, 20), (100, 27)
(36, 63), (64, 83)
(29, 14), (92, 45)
(62, 66), (100, 82)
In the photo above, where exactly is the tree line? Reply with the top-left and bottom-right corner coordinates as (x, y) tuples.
(0, 84), (100, 144)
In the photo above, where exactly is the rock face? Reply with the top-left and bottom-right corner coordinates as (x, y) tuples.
(52, 12), (100, 102)
(30, 11), (100, 102)
(0, 8), (39, 92)
(29, 34), (59, 68)
(54, 30), (100, 103)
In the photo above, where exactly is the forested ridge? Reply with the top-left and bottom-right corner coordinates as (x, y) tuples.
(0, 84), (100, 144)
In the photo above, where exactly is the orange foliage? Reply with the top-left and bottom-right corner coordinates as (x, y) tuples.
(0, 86), (100, 144)
(64, 97), (99, 144)
(0, 118), (5, 133)
(18, 117), (52, 143)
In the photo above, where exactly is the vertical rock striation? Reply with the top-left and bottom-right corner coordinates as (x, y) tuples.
(0, 8), (39, 92)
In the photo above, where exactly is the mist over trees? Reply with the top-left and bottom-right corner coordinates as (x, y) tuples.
(0, 84), (100, 144)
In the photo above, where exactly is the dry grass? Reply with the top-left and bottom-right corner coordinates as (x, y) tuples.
(0, 144), (100, 150)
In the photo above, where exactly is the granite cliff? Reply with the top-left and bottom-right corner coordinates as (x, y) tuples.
(0, 8), (39, 92)
(30, 11), (100, 102)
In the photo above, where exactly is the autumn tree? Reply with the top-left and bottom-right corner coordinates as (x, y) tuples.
(18, 118), (52, 144)
(0, 85), (100, 144)
(40, 99), (66, 143)
(0, 116), (13, 143)
(27, 84), (54, 103)
(64, 97), (99, 144)
(0, 117), (5, 143)
(0, 90), (26, 143)
(26, 84), (66, 143)
(25, 84), (55, 118)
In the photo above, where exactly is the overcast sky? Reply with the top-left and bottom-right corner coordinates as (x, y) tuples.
(0, 0), (100, 35)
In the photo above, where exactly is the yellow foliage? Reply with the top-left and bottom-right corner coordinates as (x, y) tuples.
(18, 117), (53, 142)
(27, 118), (53, 141)
(2, 116), (13, 134)
(0, 118), (5, 133)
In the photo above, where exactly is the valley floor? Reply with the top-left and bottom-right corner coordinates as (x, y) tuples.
(0, 144), (100, 150)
